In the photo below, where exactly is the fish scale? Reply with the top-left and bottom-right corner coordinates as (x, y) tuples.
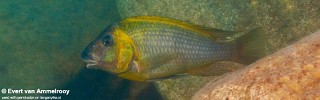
(123, 22), (234, 78)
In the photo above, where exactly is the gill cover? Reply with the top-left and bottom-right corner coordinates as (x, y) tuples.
(113, 28), (135, 73)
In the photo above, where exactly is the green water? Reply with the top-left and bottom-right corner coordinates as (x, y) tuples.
(0, 0), (161, 99)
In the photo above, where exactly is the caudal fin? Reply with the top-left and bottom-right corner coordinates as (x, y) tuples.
(236, 27), (267, 64)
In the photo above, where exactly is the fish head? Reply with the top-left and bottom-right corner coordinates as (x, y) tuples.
(81, 25), (135, 74)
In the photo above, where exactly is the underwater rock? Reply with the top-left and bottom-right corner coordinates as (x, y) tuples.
(153, 76), (216, 100)
(193, 31), (320, 99)
(116, 0), (320, 99)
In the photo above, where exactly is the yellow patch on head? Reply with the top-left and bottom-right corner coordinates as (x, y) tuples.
(113, 28), (141, 73)
(113, 29), (133, 73)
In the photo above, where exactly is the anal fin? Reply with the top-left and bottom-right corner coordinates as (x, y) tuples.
(145, 74), (188, 82)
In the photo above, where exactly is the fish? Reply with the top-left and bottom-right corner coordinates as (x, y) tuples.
(81, 16), (267, 81)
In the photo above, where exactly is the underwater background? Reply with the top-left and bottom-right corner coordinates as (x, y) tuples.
(0, 0), (319, 100)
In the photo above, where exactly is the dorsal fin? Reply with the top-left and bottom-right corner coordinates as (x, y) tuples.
(122, 16), (241, 41)
(201, 28), (242, 42)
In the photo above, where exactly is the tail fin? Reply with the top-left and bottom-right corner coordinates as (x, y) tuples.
(236, 27), (267, 64)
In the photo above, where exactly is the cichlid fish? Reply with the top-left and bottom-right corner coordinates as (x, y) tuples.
(81, 16), (266, 81)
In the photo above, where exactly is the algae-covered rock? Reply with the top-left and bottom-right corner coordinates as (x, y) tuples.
(116, 0), (320, 99)
(193, 31), (320, 99)
(116, 0), (320, 52)
(153, 76), (216, 100)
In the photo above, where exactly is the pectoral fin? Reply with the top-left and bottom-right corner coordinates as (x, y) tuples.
(142, 53), (185, 80)
(142, 54), (179, 70)
(186, 61), (245, 76)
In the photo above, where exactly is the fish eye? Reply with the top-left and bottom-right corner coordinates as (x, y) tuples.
(102, 34), (113, 47)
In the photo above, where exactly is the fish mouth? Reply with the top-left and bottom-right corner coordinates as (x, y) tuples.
(81, 48), (102, 68)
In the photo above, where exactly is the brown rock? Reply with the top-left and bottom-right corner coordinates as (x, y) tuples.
(193, 31), (320, 100)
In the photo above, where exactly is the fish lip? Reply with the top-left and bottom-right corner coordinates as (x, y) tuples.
(81, 53), (102, 68)
(84, 60), (99, 68)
